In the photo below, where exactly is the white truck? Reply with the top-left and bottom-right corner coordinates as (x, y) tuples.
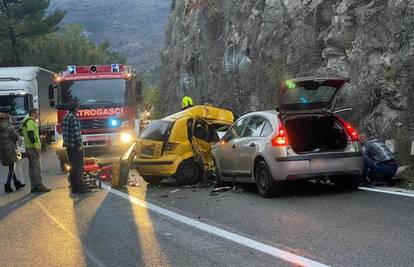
(0, 67), (57, 150)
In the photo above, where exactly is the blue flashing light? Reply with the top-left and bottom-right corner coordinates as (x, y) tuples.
(67, 65), (76, 74)
(111, 64), (120, 73)
(110, 118), (119, 127)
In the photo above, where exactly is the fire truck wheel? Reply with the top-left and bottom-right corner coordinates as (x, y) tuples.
(142, 176), (164, 186)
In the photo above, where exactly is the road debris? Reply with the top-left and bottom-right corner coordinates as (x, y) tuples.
(232, 185), (243, 193)
(212, 186), (232, 193)
(170, 189), (181, 194)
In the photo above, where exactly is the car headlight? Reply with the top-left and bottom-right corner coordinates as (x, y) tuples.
(120, 132), (133, 143)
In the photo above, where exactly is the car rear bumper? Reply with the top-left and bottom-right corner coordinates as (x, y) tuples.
(134, 155), (182, 177)
(271, 152), (364, 181)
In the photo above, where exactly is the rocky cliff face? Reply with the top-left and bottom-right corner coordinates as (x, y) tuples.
(161, 0), (414, 162)
(50, 0), (172, 70)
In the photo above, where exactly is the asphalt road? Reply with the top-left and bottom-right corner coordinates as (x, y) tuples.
(1, 149), (413, 266)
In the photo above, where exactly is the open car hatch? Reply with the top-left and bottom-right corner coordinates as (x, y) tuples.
(278, 77), (350, 115)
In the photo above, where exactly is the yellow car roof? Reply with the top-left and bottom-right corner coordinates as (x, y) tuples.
(164, 105), (234, 124)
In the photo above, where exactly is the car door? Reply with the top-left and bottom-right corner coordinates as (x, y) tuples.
(111, 142), (136, 188)
(215, 116), (250, 179)
(236, 116), (267, 181)
(192, 119), (213, 171)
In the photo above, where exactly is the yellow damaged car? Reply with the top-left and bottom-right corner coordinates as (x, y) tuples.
(134, 105), (234, 185)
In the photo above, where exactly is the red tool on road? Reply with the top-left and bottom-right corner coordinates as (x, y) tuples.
(66, 157), (102, 189)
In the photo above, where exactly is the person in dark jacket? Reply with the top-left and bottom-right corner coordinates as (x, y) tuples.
(62, 101), (89, 194)
(0, 113), (25, 193)
(359, 133), (398, 185)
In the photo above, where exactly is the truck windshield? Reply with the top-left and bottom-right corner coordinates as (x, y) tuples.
(59, 79), (129, 107)
(0, 95), (28, 116)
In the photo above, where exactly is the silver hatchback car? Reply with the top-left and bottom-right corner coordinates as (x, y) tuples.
(212, 77), (364, 197)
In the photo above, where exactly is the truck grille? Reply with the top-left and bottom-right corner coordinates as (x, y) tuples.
(80, 119), (108, 130)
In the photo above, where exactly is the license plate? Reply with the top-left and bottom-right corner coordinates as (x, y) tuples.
(311, 158), (342, 169)
(86, 135), (107, 142)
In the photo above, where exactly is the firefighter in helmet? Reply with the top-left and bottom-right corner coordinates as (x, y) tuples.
(182, 96), (194, 110)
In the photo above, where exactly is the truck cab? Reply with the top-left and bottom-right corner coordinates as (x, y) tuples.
(52, 64), (141, 170)
(0, 82), (31, 127)
(0, 67), (57, 151)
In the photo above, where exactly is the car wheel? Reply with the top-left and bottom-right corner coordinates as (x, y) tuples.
(255, 161), (278, 198)
(175, 159), (202, 185)
(333, 175), (362, 190)
(142, 176), (164, 186)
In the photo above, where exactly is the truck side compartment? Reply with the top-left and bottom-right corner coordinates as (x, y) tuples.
(36, 68), (57, 144)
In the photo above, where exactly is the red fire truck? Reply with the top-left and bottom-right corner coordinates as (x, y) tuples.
(49, 64), (141, 170)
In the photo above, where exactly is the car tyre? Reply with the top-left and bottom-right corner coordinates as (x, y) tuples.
(142, 176), (164, 186)
(175, 159), (202, 185)
(334, 175), (362, 190)
(255, 161), (278, 198)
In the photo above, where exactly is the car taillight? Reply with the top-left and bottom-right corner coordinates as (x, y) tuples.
(336, 116), (359, 141)
(272, 120), (288, 147)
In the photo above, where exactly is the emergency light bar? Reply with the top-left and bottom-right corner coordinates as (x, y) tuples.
(67, 65), (76, 74)
(111, 64), (120, 73)
(65, 64), (126, 75)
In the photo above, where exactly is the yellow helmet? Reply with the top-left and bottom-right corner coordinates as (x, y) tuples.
(182, 95), (194, 109)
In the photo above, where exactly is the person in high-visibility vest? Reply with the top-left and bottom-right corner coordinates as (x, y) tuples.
(182, 96), (194, 110)
(21, 108), (51, 193)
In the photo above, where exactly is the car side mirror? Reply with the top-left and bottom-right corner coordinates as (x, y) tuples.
(48, 85), (55, 100)
(49, 100), (55, 108)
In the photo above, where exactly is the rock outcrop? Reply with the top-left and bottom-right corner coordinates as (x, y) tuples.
(50, 0), (172, 70)
(161, 0), (414, 163)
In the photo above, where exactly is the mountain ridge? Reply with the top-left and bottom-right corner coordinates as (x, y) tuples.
(50, 0), (172, 70)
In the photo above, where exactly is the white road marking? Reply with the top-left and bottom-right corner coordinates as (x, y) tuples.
(102, 184), (329, 267)
(359, 187), (414, 198)
(35, 200), (105, 267)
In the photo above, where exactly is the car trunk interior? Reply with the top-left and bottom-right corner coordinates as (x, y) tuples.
(284, 115), (348, 154)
